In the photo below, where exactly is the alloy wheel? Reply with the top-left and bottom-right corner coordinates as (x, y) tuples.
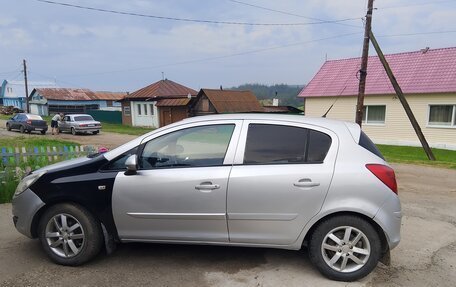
(321, 226), (371, 273)
(45, 213), (85, 258)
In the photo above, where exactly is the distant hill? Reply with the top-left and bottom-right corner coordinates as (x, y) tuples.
(229, 83), (304, 107)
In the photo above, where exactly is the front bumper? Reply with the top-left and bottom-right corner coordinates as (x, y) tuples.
(12, 188), (45, 238)
(373, 193), (402, 249)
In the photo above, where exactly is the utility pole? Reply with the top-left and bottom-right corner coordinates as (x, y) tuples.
(355, 0), (374, 126)
(369, 31), (436, 161)
(23, 59), (30, 113)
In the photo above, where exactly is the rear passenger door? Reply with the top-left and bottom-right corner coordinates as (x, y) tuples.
(227, 120), (338, 245)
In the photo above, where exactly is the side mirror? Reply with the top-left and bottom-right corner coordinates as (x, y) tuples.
(125, 154), (138, 175)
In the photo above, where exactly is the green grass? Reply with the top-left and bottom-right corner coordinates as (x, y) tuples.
(0, 137), (78, 148)
(101, 122), (152, 136)
(377, 144), (456, 169)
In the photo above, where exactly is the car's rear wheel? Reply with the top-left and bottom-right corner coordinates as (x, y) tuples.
(71, 127), (76, 135)
(19, 126), (25, 133)
(6, 123), (11, 131)
(308, 215), (381, 282)
(93, 130), (99, 135)
(38, 203), (103, 266)
(41, 130), (46, 135)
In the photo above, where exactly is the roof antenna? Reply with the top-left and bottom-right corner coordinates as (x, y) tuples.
(220, 85), (223, 90)
(161, 72), (165, 81)
(322, 86), (347, 118)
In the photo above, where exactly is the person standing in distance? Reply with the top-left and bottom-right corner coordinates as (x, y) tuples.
(51, 113), (63, 135)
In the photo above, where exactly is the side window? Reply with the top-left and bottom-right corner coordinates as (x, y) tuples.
(64, 116), (70, 121)
(244, 124), (308, 164)
(307, 130), (332, 163)
(139, 124), (235, 169)
(243, 124), (332, 165)
(102, 147), (138, 171)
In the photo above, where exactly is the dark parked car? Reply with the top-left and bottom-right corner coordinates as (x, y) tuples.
(6, 113), (48, 134)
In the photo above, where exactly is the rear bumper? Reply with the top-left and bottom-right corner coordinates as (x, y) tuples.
(74, 127), (101, 132)
(24, 124), (48, 131)
(373, 193), (402, 249)
(12, 188), (45, 238)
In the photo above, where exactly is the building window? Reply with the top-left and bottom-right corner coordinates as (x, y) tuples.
(362, 105), (386, 124)
(143, 104), (148, 115)
(123, 106), (131, 116)
(150, 104), (154, 115)
(137, 104), (142, 115)
(428, 105), (456, 127)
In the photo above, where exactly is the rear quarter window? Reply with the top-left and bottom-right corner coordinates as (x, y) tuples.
(359, 131), (384, 160)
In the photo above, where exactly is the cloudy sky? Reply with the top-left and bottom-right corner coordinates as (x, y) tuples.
(1, 0), (455, 92)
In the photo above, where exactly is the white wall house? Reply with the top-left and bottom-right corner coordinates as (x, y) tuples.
(130, 101), (159, 127)
(299, 47), (456, 150)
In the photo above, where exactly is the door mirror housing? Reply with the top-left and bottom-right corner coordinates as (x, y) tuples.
(125, 154), (138, 175)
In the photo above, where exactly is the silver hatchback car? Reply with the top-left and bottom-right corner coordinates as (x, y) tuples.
(12, 114), (401, 281)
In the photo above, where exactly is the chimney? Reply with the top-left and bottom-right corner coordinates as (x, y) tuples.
(220, 85), (223, 90)
(272, 98), (279, 106)
(421, 47), (430, 54)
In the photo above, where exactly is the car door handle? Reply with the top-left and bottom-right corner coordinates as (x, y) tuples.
(293, 179), (320, 188)
(195, 182), (220, 192)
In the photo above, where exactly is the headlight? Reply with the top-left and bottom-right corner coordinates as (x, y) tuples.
(14, 171), (46, 197)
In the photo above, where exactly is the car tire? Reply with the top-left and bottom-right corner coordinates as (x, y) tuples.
(20, 126), (25, 133)
(6, 123), (11, 131)
(38, 203), (103, 266)
(93, 130), (99, 135)
(71, 127), (76, 135)
(308, 215), (381, 282)
(41, 130), (46, 135)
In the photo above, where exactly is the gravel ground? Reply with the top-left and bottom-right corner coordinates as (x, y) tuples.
(1, 163), (455, 286)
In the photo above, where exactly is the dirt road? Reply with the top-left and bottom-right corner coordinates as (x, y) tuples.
(1, 163), (455, 286)
(0, 119), (136, 149)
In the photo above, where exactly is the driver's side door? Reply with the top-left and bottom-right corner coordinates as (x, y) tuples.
(112, 120), (242, 242)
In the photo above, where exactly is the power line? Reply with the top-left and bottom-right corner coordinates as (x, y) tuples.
(377, 0), (456, 10)
(47, 29), (456, 79)
(378, 30), (456, 37)
(33, 0), (360, 27)
(227, 0), (362, 28)
(59, 32), (361, 78)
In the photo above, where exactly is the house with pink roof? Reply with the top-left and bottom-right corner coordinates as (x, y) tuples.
(298, 47), (456, 150)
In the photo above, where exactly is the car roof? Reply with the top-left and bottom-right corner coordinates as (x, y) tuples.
(181, 113), (353, 129)
(67, 114), (93, 117)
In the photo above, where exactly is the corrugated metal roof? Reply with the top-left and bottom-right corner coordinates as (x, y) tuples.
(200, 89), (263, 113)
(125, 79), (197, 99)
(33, 88), (126, 101)
(299, 46), (456, 98)
(156, 98), (191, 107)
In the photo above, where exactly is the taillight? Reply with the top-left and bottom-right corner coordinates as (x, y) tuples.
(26, 120), (32, 124)
(366, 164), (398, 194)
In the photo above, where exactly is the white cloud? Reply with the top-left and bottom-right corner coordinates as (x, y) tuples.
(0, 28), (32, 47)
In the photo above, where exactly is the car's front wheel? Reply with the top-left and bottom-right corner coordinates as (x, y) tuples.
(308, 215), (381, 282)
(38, 203), (103, 266)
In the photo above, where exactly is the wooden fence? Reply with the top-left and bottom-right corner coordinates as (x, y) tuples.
(1, 145), (98, 166)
